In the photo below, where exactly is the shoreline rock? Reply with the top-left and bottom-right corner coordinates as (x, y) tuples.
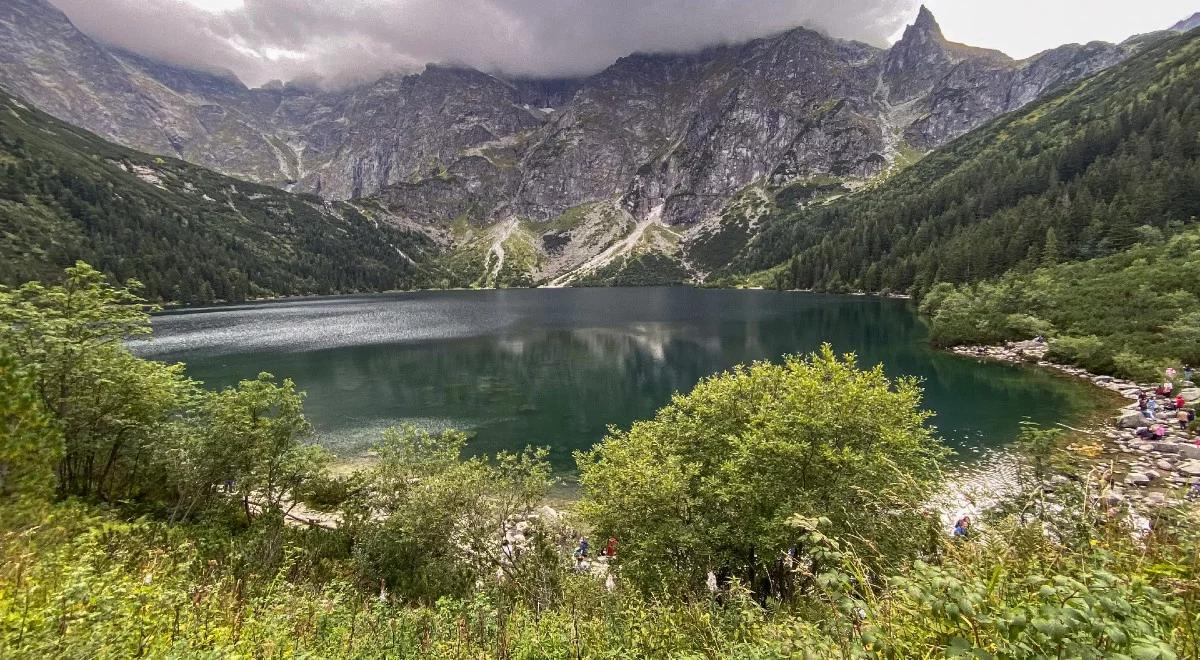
(951, 340), (1199, 512)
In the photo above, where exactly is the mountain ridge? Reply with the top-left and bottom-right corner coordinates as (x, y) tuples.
(0, 0), (1184, 287)
(729, 29), (1200, 297)
(1172, 12), (1200, 32)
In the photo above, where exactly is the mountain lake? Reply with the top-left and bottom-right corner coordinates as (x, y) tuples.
(133, 287), (1107, 474)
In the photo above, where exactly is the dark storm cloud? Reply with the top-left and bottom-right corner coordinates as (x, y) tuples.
(49, 0), (920, 87)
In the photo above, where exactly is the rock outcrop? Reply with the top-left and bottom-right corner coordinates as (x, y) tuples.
(1172, 12), (1200, 33)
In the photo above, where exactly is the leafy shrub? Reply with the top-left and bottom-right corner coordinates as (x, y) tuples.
(576, 344), (947, 596)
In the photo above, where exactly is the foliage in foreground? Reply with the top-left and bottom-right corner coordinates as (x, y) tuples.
(921, 228), (1200, 380)
(1, 263), (1198, 657)
(0, 262), (330, 509)
(1, 488), (1196, 658)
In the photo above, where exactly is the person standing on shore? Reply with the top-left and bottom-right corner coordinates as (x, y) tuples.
(603, 536), (618, 558)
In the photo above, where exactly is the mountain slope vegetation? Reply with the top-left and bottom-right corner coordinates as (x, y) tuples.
(922, 228), (1200, 380)
(731, 29), (1200, 297)
(0, 91), (441, 302)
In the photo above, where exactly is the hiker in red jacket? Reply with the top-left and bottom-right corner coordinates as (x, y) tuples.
(603, 536), (618, 557)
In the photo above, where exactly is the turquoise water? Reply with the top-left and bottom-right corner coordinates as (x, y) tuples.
(136, 288), (1102, 470)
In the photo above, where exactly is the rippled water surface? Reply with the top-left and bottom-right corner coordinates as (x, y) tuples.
(136, 288), (1102, 470)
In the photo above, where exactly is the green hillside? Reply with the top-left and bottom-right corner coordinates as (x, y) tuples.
(730, 30), (1200, 297)
(922, 228), (1200, 380)
(0, 91), (441, 302)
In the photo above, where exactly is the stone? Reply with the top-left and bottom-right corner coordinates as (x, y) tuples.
(1146, 492), (1167, 506)
(1116, 412), (1145, 429)
(1180, 388), (1200, 403)
(1156, 459), (1174, 471)
(1125, 472), (1152, 486)
(1010, 340), (1046, 353)
(1105, 491), (1125, 505)
(1178, 460), (1200, 477)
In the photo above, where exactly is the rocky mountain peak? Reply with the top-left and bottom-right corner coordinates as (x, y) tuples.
(911, 5), (945, 39)
(882, 5), (1015, 104)
(882, 6), (957, 102)
(1172, 12), (1200, 33)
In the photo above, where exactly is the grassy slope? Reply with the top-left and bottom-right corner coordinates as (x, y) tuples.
(0, 91), (442, 302)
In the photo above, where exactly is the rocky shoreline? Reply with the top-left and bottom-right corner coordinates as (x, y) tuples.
(952, 340), (1200, 511)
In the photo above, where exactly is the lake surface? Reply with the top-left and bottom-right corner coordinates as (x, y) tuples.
(135, 288), (1102, 471)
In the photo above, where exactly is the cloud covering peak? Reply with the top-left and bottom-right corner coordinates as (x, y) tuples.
(48, 0), (919, 88)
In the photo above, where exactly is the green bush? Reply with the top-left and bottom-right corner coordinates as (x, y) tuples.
(576, 344), (948, 597)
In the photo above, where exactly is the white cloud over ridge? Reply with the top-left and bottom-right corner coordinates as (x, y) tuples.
(48, 0), (919, 88)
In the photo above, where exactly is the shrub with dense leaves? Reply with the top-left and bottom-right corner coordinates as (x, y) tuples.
(577, 344), (948, 596)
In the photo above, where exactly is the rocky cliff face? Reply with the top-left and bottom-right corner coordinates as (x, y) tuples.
(0, 0), (1155, 285)
(1172, 13), (1200, 33)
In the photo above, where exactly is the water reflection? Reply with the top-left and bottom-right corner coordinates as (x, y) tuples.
(139, 288), (1102, 470)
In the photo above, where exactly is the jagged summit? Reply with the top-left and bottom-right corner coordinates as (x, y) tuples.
(911, 5), (944, 38)
(883, 4), (1015, 104)
(883, 6), (959, 103)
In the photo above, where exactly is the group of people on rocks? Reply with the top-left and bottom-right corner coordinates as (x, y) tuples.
(1137, 368), (1200, 500)
(500, 533), (620, 575)
(1138, 376), (1196, 433)
(572, 535), (618, 571)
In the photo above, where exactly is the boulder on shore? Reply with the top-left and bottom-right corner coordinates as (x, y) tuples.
(1125, 472), (1152, 486)
(1116, 412), (1145, 429)
(1179, 388), (1200, 403)
(1179, 460), (1200, 477)
(1150, 441), (1181, 454)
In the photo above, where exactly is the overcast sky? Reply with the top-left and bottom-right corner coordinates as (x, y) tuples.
(47, 0), (1199, 88)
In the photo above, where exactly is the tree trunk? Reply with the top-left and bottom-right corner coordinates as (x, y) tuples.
(96, 437), (124, 501)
